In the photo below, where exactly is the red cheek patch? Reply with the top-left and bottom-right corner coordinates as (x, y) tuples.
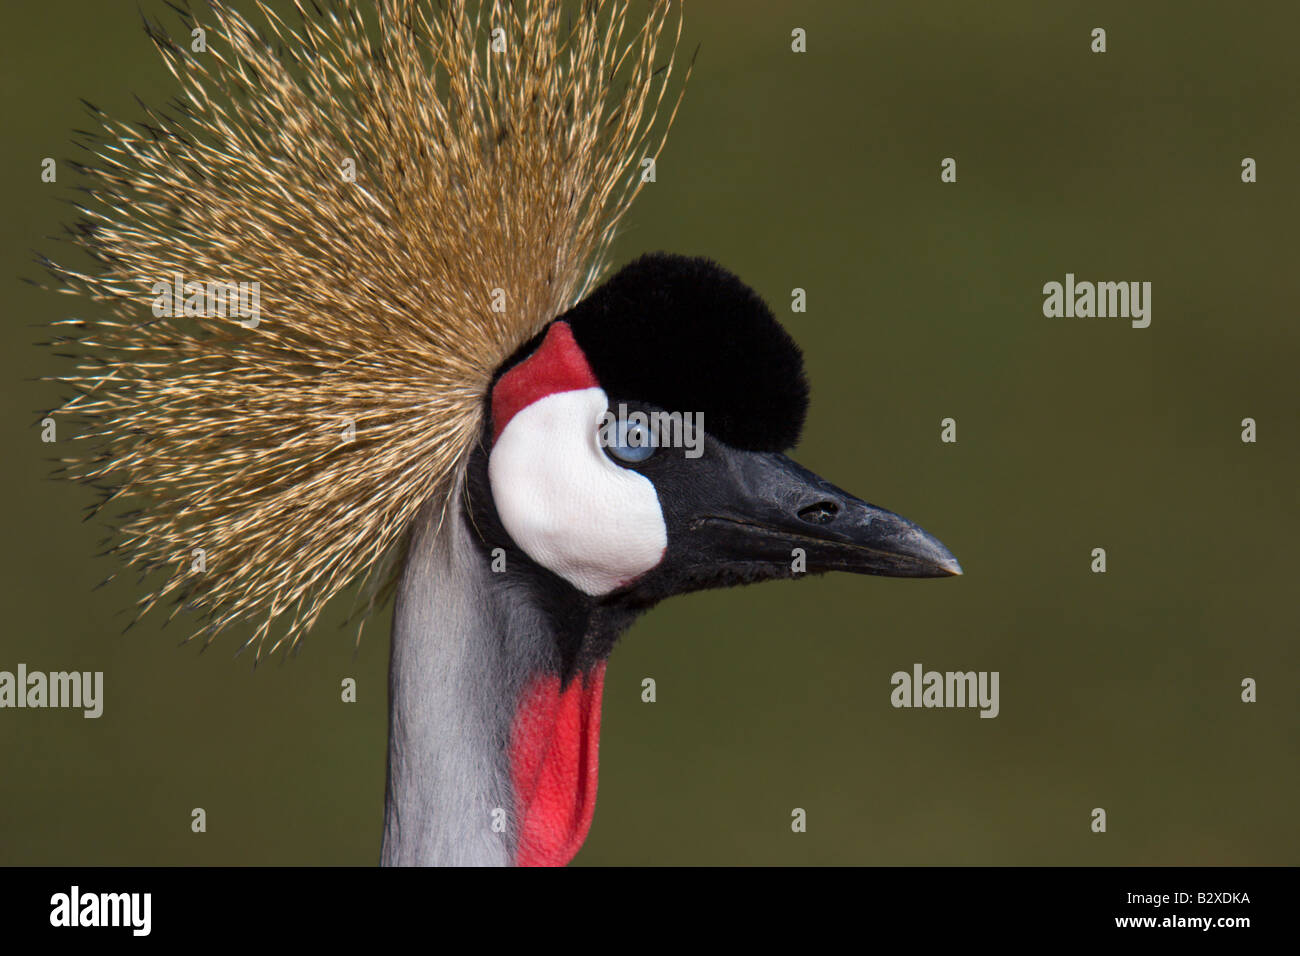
(491, 321), (600, 445)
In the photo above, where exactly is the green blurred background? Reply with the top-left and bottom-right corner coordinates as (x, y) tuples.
(2, 1), (1296, 865)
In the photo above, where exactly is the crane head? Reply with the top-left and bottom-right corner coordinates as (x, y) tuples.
(483, 252), (961, 620)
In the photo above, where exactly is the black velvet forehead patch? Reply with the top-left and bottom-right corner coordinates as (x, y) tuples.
(554, 253), (809, 452)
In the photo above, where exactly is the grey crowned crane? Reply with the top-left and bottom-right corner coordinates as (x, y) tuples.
(42, 0), (959, 866)
(387, 252), (961, 865)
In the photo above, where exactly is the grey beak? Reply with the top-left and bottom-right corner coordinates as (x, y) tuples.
(694, 451), (962, 578)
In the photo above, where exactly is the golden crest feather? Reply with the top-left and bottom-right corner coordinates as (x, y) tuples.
(43, 0), (687, 655)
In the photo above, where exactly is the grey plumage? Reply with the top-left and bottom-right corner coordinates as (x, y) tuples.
(384, 490), (550, 865)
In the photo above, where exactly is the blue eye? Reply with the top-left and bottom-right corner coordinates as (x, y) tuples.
(603, 418), (656, 464)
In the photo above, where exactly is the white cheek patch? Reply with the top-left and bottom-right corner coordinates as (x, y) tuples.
(488, 387), (668, 596)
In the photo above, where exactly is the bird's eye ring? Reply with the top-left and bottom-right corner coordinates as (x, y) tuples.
(601, 417), (656, 464)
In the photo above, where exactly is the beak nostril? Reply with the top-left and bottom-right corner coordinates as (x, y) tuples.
(797, 501), (838, 525)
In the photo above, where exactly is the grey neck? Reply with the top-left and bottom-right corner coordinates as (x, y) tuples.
(381, 493), (552, 866)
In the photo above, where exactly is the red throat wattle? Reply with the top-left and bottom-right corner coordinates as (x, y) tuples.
(508, 663), (607, 866)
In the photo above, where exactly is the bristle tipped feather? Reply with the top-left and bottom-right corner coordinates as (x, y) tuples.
(44, 0), (688, 657)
